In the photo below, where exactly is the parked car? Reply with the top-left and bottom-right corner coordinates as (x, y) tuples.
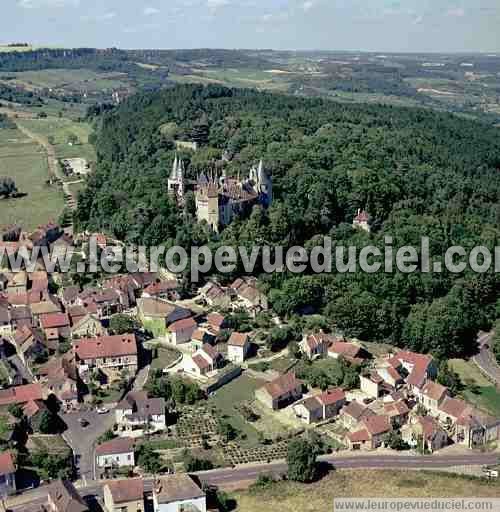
(97, 407), (109, 414)
(78, 418), (90, 427)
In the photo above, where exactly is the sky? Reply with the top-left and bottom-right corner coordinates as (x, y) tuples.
(2, 0), (500, 53)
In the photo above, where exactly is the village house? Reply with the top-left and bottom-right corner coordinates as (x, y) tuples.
(0, 383), (44, 408)
(22, 399), (50, 432)
(153, 473), (206, 512)
(191, 328), (216, 351)
(360, 372), (385, 399)
(227, 332), (251, 363)
(191, 344), (223, 376)
(77, 288), (123, 319)
(8, 304), (33, 330)
(73, 334), (138, 382)
(301, 332), (333, 360)
(61, 285), (81, 306)
(347, 415), (392, 450)
(30, 297), (63, 321)
(14, 325), (46, 364)
(383, 400), (410, 428)
(168, 317), (198, 346)
(15, 479), (88, 512)
(95, 437), (135, 471)
(143, 279), (180, 301)
(104, 478), (144, 512)
(419, 380), (449, 414)
(40, 312), (71, 343)
(115, 391), (166, 437)
(199, 281), (231, 308)
(401, 415), (448, 453)
(206, 312), (227, 335)
(293, 388), (346, 424)
(374, 363), (404, 389)
(71, 313), (106, 338)
(340, 400), (375, 430)
(28, 271), (49, 293)
(0, 307), (11, 336)
(388, 351), (437, 395)
(38, 356), (79, 411)
(255, 372), (303, 410)
(454, 409), (500, 448)
(437, 396), (470, 426)
(230, 276), (268, 314)
(328, 340), (368, 365)
(6, 271), (27, 296)
(137, 297), (192, 327)
(352, 209), (370, 232)
(0, 451), (16, 497)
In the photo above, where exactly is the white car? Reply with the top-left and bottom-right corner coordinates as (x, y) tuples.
(96, 407), (109, 414)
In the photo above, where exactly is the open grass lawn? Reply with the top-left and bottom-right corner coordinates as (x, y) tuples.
(450, 359), (500, 416)
(151, 347), (181, 371)
(208, 373), (264, 447)
(449, 359), (491, 387)
(463, 386), (500, 417)
(234, 470), (500, 511)
(0, 126), (64, 229)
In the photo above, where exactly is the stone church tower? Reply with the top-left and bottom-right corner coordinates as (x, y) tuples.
(167, 154), (186, 205)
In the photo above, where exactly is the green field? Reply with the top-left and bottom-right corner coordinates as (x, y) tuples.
(463, 386), (500, 417)
(0, 126), (64, 229)
(234, 470), (500, 510)
(17, 116), (96, 161)
(208, 373), (264, 447)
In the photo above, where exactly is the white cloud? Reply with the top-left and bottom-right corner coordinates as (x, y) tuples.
(143, 7), (160, 16)
(18, 0), (79, 7)
(302, 1), (314, 12)
(446, 7), (465, 17)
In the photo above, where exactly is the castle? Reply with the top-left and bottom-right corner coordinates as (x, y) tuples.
(168, 155), (272, 232)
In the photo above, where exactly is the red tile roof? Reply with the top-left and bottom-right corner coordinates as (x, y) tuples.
(329, 341), (362, 358)
(168, 317), (197, 333)
(192, 354), (210, 370)
(95, 437), (134, 456)
(263, 372), (302, 399)
(74, 334), (137, 361)
(422, 381), (448, 402)
(439, 396), (469, 420)
(0, 383), (44, 406)
(342, 400), (370, 421)
(40, 312), (70, 329)
(0, 451), (15, 476)
(317, 388), (345, 406)
(362, 415), (392, 436)
(347, 429), (370, 443)
(306, 333), (335, 351)
(106, 478), (144, 504)
(393, 351), (433, 388)
(228, 332), (249, 347)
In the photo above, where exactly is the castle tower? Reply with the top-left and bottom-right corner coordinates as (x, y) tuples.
(167, 154), (186, 205)
(195, 178), (220, 232)
(256, 160), (273, 207)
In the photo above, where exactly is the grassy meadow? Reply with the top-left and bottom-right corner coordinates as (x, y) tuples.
(0, 126), (64, 229)
(234, 470), (500, 511)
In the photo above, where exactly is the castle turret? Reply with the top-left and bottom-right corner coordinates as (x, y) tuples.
(167, 153), (186, 204)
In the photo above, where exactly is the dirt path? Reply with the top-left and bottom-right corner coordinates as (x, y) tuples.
(13, 118), (78, 211)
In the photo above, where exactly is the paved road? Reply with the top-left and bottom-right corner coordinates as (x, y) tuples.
(62, 410), (116, 485)
(472, 332), (500, 384)
(7, 452), (498, 510)
(195, 453), (500, 487)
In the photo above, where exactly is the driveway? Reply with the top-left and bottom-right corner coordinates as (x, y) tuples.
(472, 332), (500, 384)
(62, 410), (115, 484)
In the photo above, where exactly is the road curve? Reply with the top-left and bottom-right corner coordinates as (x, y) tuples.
(473, 332), (500, 385)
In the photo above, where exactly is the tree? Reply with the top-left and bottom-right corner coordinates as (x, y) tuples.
(183, 451), (213, 472)
(137, 443), (164, 474)
(493, 322), (500, 364)
(47, 135), (55, 145)
(8, 404), (24, 420)
(109, 314), (139, 335)
(436, 361), (463, 395)
(0, 177), (18, 198)
(286, 438), (318, 483)
(384, 431), (410, 451)
(38, 410), (63, 434)
(67, 133), (79, 145)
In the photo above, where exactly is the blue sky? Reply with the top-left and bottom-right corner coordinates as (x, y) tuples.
(2, 0), (499, 52)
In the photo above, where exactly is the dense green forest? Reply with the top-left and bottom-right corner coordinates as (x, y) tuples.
(77, 84), (500, 359)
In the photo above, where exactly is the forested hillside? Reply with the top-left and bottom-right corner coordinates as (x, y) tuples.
(77, 84), (500, 358)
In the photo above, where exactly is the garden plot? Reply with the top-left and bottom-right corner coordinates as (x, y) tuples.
(174, 405), (221, 449)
